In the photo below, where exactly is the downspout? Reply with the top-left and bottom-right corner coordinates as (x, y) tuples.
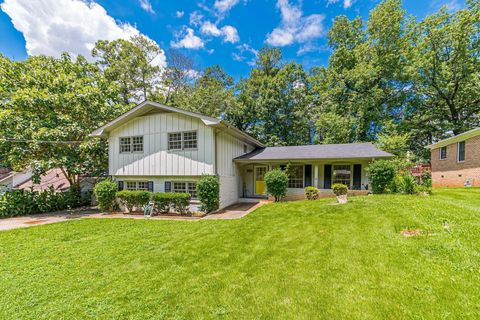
(214, 129), (218, 176)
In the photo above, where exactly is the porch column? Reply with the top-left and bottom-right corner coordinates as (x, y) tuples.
(314, 165), (318, 188)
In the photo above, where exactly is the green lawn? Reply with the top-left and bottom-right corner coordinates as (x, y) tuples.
(1, 189), (480, 319)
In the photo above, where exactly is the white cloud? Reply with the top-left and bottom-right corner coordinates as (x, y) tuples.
(171, 27), (205, 49)
(189, 11), (204, 26)
(201, 21), (223, 37)
(266, 0), (325, 47)
(233, 43), (258, 65)
(214, 0), (240, 14)
(430, 0), (463, 12)
(175, 10), (184, 18)
(0, 0), (165, 68)
(139, 0), (155, 14)
(200, 21), (239, 43)
(327, 0), (355, 9)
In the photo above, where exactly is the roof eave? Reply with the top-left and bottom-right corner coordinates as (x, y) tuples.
(233, 155), (393, 162)
(426, 127), (480, 149)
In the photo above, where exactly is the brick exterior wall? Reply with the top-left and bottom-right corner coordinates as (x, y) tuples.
(431, 135), (480, 187)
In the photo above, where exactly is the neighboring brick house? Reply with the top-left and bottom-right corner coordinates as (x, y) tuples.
(427, 128), (480, 187)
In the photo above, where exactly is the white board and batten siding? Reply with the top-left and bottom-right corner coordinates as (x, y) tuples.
(216, 131), (255, 208)
(109, 112), (215, 177)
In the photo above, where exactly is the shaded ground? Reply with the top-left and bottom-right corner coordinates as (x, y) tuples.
(0, 188), (479, 319)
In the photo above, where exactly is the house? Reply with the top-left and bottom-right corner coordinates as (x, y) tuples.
(0, 168), (33, 194)
(91, 101), (393, 210)
(427, 127), (480, 187)
(0, 167), (95, 194)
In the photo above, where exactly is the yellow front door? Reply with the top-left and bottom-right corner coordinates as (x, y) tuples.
(255, 166), (267, 196)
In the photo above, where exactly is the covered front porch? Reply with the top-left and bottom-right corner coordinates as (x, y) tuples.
(236, 160), (371, 200)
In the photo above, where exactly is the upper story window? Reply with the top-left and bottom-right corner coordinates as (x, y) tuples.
(243, 144), (248, 153)
(288, 165), (304, 189)
(168, 131), (197, 150)
(458, 141), (466, 162)
(120, 136), (143, 153)
(440, 146), (447, 160)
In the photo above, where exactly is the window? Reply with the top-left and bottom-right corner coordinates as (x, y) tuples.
(183, 131), (197, 149)
(120, 136), (143, 153)
(168, 131), (198, 150)
(288, 165), (304, 188)
(440, 146), (447, 160)
(243, 144), (247, 153)
(120, 137), (131, 153)
(132, 136), (143, 152)
(168, 133), (182, 150)
(173, 181), (197, 198)
(125, 181), (148, 190)
(458, 141), (466, 162)
(333, 165), (351, 187)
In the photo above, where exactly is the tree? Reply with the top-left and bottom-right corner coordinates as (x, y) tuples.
(175, 65), (236, 117)
(0, 54), (124, 186)
(406, 2), (480, 136)
(227, 47), (312, 146)
(92, 35), (164, 105)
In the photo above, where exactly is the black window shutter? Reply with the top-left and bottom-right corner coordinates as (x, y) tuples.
(117, 181), (124, 191)
(164, 181), (171, 192)
(147, 181), (154, 192)
(324, 165), (332, 189)
(353, 164), (362, 190)
(304, 165), (312, 187)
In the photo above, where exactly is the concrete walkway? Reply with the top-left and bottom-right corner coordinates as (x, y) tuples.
(0, 201), (269, 231)
(0, 208), (100, 231)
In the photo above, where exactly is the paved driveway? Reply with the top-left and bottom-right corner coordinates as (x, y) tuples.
(0, 208), (99, 231)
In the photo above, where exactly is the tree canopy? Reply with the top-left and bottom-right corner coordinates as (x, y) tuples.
(0, 0), (479, 179)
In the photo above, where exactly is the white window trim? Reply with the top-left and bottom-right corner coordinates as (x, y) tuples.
(168, 130), (198, 151)
(125, 180), (149, 190)
(332, 164), (353, 187)
(172, 181), (197, 198)
(287, 164), (304, 189)
(439, 146), (447, 160)
(457, 141), (466, 163)
(119, 135), (144, 154)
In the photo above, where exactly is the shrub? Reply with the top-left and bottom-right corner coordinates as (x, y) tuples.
(332, 183), (348, 196)
(305, 186), (319, 200)
(0, 187), (89, 218)
(170, 193), (191, 214)
(416, 185), (432, 195)
(196, 175), (220, 213)
(94, 179), (118, 211)
(367, 160), (397, 194)
(116, 190), (151, 212)
(151, 192), (191, 214)
(401, 174), (418, 195)
(264, 169), (289, 202)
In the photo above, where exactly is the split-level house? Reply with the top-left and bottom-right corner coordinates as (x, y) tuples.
(427, 127), (480, 187)
(91, 101), (393, 210)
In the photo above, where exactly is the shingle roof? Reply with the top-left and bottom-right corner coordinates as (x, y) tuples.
(234, 143), (393, 161)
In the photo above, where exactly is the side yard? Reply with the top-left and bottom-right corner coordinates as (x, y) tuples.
(0, 188), (479, 319)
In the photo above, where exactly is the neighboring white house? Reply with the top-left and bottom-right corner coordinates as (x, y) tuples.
(91, 101), (393, 210)
(0, 168), (33, 194)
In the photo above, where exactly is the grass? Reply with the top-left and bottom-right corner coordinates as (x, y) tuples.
(1, 188), (480, 319)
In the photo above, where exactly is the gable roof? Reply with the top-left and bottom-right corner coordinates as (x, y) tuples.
(426, 127), (480, 150)
(234, 143), (393, 161)
(90, 101), (264, 147)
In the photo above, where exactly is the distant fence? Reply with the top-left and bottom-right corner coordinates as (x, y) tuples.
(410, 164), (431, 183)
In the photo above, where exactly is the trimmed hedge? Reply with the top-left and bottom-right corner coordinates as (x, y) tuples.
(332, 183), (348, 196)
(116, 190), (151, 212)
(366, 160), (397, 194)
(93, 179), (118, 211)
(305, 186), (319, 200)
(151, 192), (191, 214)
(0, 187), (90, 218)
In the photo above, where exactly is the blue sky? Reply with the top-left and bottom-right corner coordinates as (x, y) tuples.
(0, 0), (465, 79)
